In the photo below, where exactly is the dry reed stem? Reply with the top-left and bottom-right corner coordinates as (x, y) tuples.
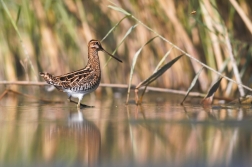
(134, 88), (139, 105)
(0, 81), (47, 86)
(225, 33), (245, 96)
(200, 1), (227, 90)
(0, 81), (205, 97)
(0, 88), (63, 103)
(0, 89), (8, 101)
(229, 0), (252, 34)
(202, 0), (246, 96)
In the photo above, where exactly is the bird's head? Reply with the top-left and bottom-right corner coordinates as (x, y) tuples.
(88, 39), (122, 63)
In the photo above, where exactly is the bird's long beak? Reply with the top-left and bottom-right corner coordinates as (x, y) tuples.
(102, 48), (123, 63)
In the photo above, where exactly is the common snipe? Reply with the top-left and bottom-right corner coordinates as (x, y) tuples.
(40, 39), (122, 108)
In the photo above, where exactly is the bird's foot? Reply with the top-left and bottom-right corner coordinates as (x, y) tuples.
(79, 103), (94, 108)
(68, 99), (94, 108)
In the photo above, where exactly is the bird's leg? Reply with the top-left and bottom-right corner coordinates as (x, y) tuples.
(68, 96), (80, 106)
(77, 95), (83, 108)
(67, 95), (94, 108)
(76, 95), (94, 108)
(68, 98), (89, 107)
(68, 95), (72, 102)
(68, 96), (77, 104)
(77, 99), (81, 108)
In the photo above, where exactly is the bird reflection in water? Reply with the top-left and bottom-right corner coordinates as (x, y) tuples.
(47, 108), (101, 167)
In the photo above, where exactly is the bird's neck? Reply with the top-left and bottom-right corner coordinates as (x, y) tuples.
(87, 49), (100, 70)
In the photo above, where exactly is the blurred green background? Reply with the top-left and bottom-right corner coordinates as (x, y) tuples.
(0, 0), (251, 97)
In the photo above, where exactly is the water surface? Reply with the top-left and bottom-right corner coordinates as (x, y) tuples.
(0, 91), (252, 167)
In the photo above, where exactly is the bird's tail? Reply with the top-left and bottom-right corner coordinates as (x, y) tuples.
(40, 72), (55, 85)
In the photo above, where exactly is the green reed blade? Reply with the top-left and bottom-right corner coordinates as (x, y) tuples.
(154, 47), (173, 73)
(103, 24), (138, 67)
(138, 47), (174, 104)
(16, 5), (21, 24)
(108, 5), (131, 16)
(205, 77), (223, 99)
(1, 0), (22, 39)
(113, 24), (138, 55)
(136, 54), (184, 89)
(126, 36), (158, 104)
(101, 15), (129, 42)
(181, 67), (204, 105)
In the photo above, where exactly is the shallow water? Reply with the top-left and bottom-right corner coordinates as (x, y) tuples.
(0, 90), (252, 167)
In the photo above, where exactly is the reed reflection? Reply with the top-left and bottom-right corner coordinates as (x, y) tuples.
(123, 104), (252, 166)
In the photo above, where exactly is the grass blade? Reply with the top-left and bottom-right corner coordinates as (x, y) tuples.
(16, 5), (21, 24)
(103, 24), (138, 67)
(126, 36), (158, 104)
(108, 5), (131, 16)
(139, 47), (174, 104)
(201, 77), (223, 105)
(101, 15), (129, 42)
(1, 0), (22, 39)
(206, 77), (223, 98)
(181, 67), (204, 105)
(154, 47), (173, 72)
(134, 54), (184, 104)
(114, 24), (138, 54)
(136, 54), (184, 89)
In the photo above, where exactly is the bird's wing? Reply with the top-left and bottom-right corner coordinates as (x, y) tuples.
(53, 67), (94, 90)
